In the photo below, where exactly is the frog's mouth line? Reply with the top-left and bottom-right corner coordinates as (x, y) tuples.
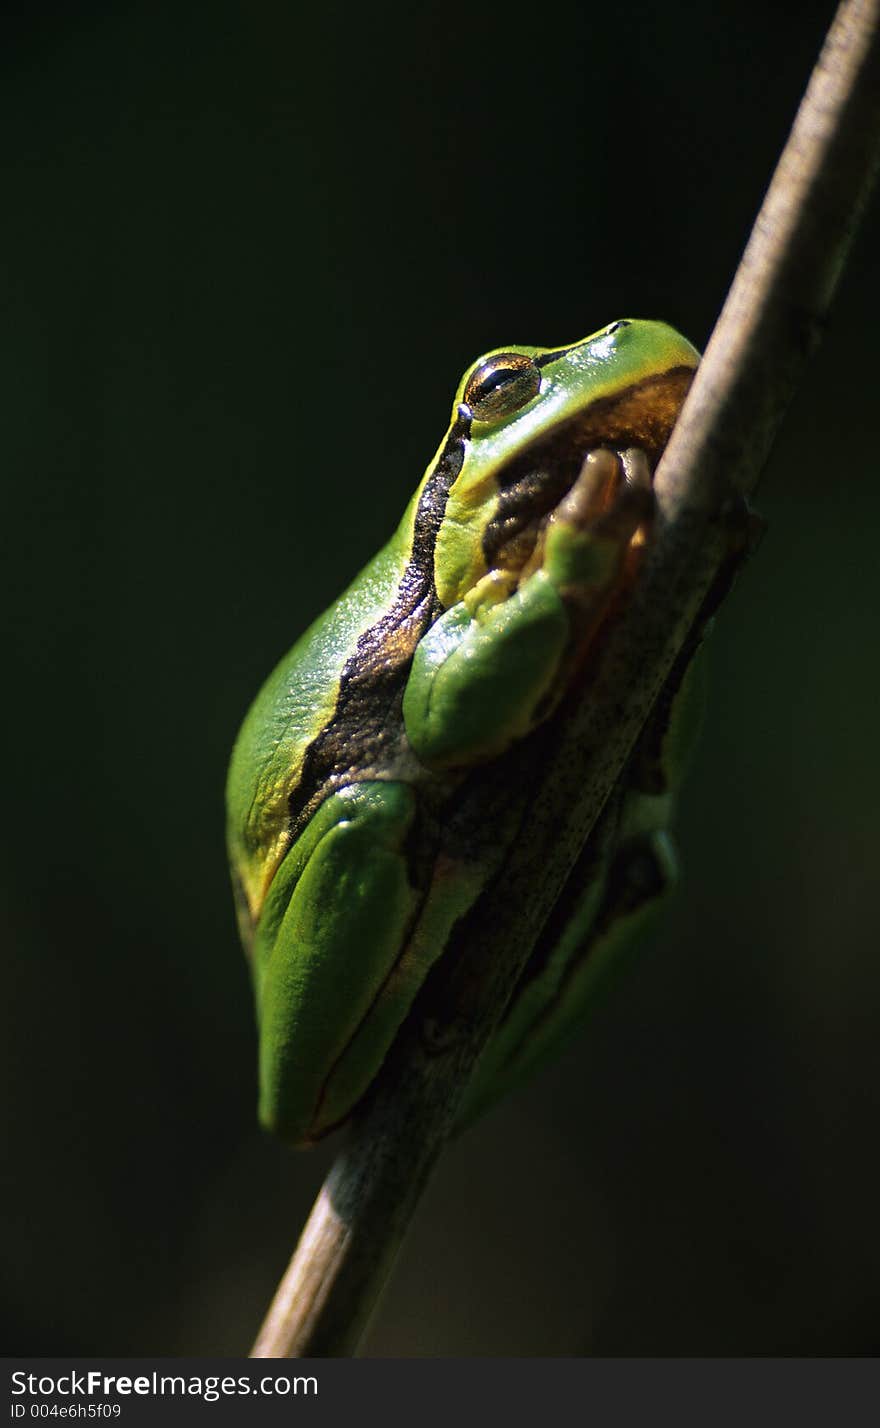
(481, 366), (695, 577)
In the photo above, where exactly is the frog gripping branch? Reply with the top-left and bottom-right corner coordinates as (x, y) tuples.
(226, 319), (700, 1146)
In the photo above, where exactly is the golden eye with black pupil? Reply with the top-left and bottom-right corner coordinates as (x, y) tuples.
(462, 352), (542, 424)
(606, 320), (630, 334)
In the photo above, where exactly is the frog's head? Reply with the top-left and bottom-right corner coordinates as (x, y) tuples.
(432, 319), (699, 608)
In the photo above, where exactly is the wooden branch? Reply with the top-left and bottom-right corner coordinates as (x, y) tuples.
(251, 0), (880, 1360)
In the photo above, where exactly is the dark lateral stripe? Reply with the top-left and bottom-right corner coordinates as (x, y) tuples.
(285, 408), (472, 838)
(534, 344), (574, 367)
(533, 323), (633, 370)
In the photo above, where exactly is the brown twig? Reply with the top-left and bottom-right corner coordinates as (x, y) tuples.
(251, 0), (880, 1359)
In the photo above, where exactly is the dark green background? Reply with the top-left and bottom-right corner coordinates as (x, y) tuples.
(3, 0), (879, 1355)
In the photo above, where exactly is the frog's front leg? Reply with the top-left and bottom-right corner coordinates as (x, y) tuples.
(402, 448), (653, 770)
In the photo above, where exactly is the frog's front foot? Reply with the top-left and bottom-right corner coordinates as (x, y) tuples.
(552, 446), (653, 538)
(533, 445), (655, 609)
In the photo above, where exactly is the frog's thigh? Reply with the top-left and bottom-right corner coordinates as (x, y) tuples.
(257, 779), (421, 1144)
(403, 569), (570, 768)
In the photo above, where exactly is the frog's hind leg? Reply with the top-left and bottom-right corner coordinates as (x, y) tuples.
(254, 779), (428, 1144)
(457, 786), (677, 1129)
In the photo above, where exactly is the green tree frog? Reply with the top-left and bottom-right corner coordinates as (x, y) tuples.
(227, 319), (700, 1145)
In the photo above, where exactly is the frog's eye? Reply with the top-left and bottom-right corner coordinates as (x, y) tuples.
(606, 319), (631, 335)
(462, 352), (542, 424)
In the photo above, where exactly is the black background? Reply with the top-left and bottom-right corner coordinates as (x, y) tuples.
(3, 0), (879, 1355)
